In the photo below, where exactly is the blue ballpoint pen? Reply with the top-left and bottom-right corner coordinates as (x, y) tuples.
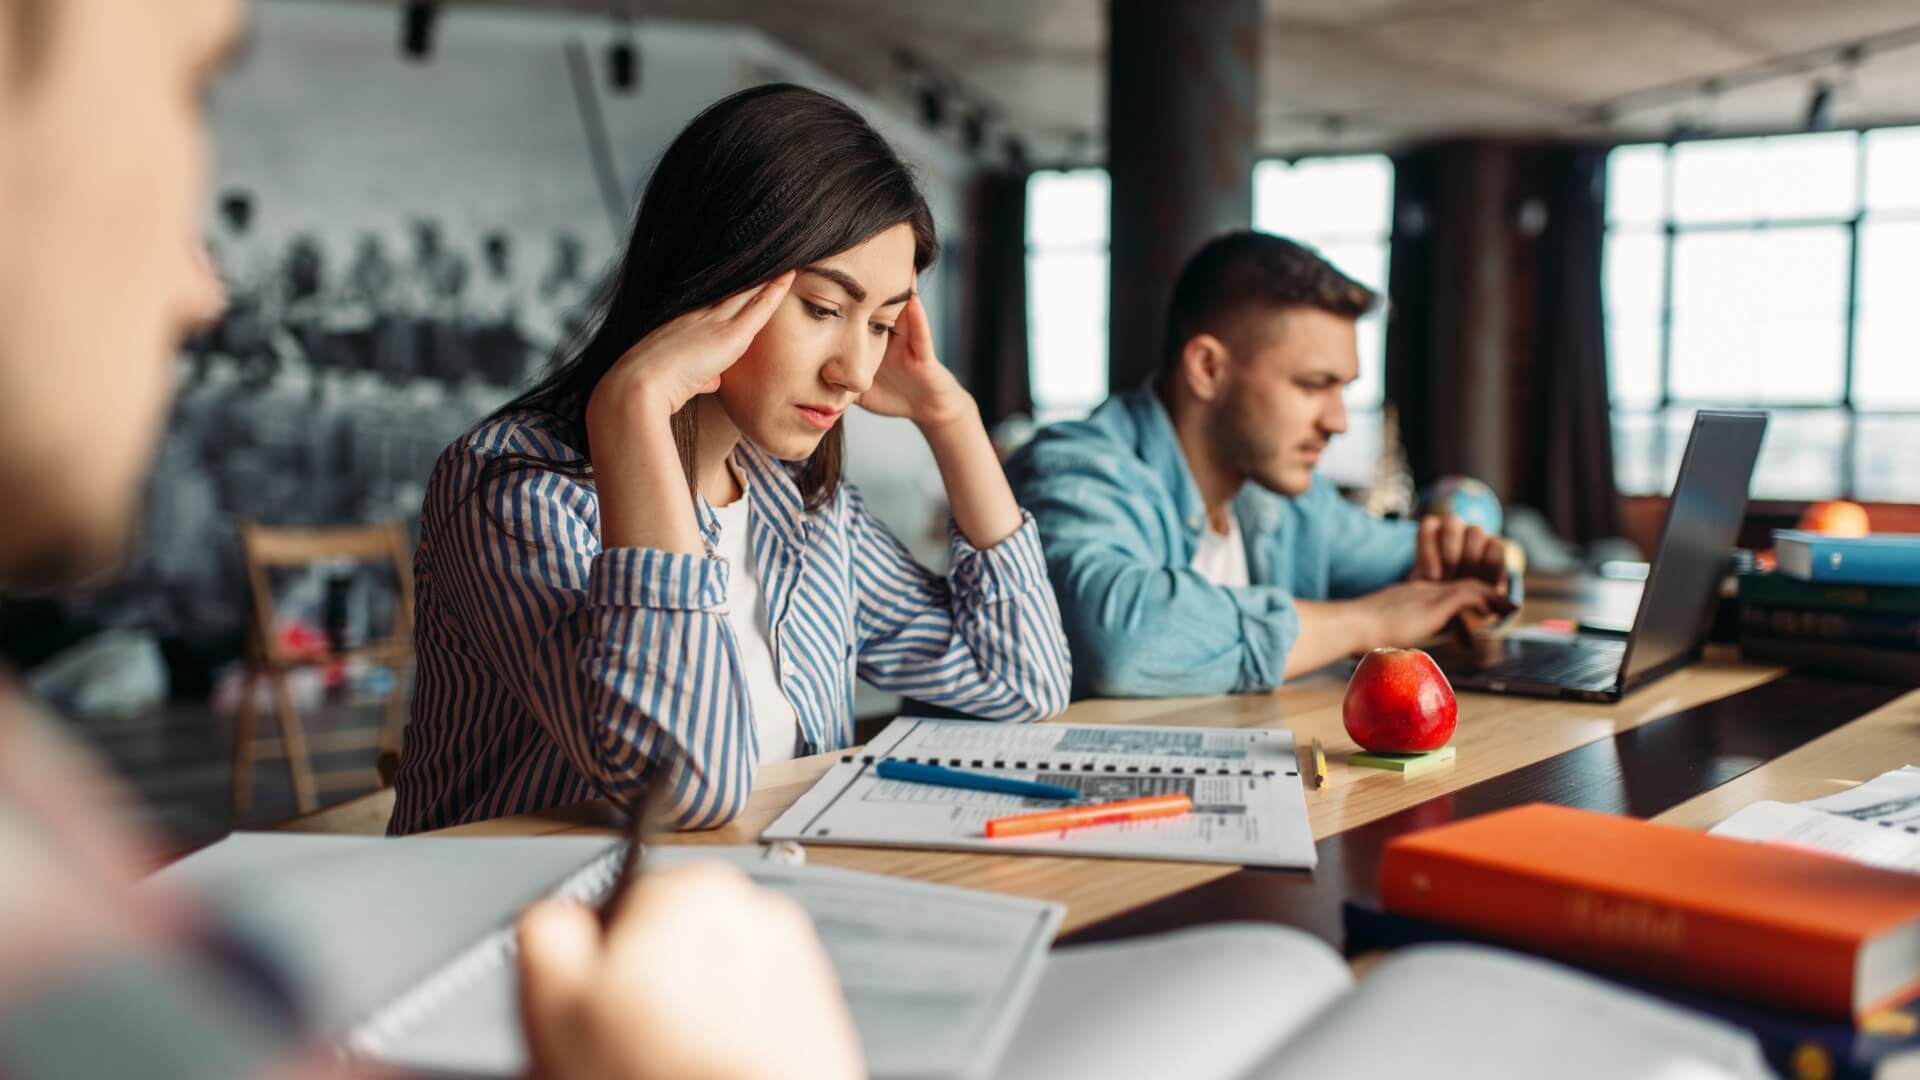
(874, 760), (1081, 801)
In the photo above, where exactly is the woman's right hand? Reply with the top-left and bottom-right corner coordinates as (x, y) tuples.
(587, 270), (795, 426)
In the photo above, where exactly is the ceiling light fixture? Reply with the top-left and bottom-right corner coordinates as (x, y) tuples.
(962, 110), (987, 153)
(606, 1), (639, 93)
(1002, 135), (1028, 171)
(1804, 80), (1835, 131)
(400, 1), (437, 61)
(919, 85), (946, 130)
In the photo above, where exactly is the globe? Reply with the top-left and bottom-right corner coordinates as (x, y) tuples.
(1417, 476), (1503, 535)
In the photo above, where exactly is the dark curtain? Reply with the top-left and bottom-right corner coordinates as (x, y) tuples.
(1529, 146), (1622, 543)
(966, 172), (1033, 427)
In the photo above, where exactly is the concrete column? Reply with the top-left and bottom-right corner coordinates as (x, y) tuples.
(1105, 0), (1260, 391)
(1385, 140), (1552, 502)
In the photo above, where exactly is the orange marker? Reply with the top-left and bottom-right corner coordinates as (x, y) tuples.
(984, 793), (1192, 839)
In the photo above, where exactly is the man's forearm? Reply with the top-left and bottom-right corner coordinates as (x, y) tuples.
(1285, 599), (1376, 680)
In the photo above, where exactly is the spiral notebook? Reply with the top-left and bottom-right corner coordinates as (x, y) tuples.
(762, 717), (1318, 868)
(154, 833), (1062, 1079)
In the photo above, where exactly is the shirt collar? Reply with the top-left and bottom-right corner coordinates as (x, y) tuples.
(690, 443), (811, 553)
(1122, 386), (1212, 537)
(734, 441), (812, 549)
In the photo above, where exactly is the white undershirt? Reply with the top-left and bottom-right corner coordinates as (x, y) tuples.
(1189, 512), (1250, 588)
(710, 495), (800, 765)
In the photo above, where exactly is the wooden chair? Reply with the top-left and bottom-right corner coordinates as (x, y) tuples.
(234, 520), (416, 817)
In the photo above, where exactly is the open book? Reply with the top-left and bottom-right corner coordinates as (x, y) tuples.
(763, 716), (1317, 868)
(153, 834), (1060, 1079)
(157, 833), (1794, 1079)
(1005, 925), (1777, 1080)
(1711, 765), (1920, 873)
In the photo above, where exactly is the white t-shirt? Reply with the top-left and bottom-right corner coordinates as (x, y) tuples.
(710, 495), (801, 764)
(1189, 512), (1250, 588)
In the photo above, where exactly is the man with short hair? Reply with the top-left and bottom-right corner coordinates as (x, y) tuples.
(0, 2), (859, 1077)
(1006, 231), (1507, 698)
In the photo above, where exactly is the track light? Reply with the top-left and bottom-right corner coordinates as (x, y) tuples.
(608, 39), (639, 92)
(400, 2), (437, 61)
(918, 85), (945, 130)
(961, 110), (986, 154)
(1804, 80), (1835, 131)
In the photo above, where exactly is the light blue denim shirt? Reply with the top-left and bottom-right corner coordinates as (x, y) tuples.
(1004, 387), (1418, 698)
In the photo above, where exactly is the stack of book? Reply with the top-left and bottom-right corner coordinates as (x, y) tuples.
(1355, 803), (1920, 1079)
(1738, 530), (1920, 685)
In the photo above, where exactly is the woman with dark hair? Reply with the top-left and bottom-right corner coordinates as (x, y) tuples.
(390, 84), (1071, 834)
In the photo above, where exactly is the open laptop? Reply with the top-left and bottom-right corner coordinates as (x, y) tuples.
(1429, 409), (1768, 703)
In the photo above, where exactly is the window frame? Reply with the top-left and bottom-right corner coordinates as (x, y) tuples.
(1605, 126), (1920, 501)
(1022, 154), (1398, 491)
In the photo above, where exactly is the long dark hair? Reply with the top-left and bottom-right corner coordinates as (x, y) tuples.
(477, 83), (939, 515)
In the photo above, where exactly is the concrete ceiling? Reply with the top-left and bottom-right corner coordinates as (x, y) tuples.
(374, 0), (1920, 160)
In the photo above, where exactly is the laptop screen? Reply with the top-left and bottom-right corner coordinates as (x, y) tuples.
(1618, 410), (1768, 687)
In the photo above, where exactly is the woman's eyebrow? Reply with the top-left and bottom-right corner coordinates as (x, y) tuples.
(800, 266), (867, 302)
(800, 266), (914, 307)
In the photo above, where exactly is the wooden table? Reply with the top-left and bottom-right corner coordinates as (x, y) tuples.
(279, 577), (1918, 947)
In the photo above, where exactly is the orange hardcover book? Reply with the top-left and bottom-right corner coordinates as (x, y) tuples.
(1378, 803), (1920, 1020)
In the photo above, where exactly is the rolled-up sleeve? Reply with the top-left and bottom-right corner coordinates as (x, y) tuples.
(1013, 454), (1304, 698)
(428, 440), (754, 829)
(847, 486), (1072, 722)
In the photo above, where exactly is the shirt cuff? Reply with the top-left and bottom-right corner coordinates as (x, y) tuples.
(947, 512), (1049, 602)
(1230, 587), (1301, 692)
(587, 547), (729, 611)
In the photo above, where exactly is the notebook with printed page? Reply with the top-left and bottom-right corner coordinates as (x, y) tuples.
(762, 716), (1317, 869)
(152, 833), (1062, 1079)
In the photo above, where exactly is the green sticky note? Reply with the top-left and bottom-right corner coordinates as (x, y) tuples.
(1349, 746), (1457, 775)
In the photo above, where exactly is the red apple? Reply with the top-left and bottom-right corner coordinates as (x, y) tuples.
(1343, 648), (1457, 753)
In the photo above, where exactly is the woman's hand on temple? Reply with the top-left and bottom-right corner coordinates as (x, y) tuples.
(857, 293), (976, 431)
(587, 270), (796, 428)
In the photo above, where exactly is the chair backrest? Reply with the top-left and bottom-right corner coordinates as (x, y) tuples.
(239, 520), (416, 663)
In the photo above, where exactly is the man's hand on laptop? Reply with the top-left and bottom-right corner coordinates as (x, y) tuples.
(1412, 514), (1508, 588)
(1290, 579), (1511, 678)
(1358, 578), (1510, 648)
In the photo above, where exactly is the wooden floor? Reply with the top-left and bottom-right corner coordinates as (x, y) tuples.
(63, 695), (388, 848)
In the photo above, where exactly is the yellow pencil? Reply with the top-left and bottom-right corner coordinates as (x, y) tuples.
(1311, 738), (1328, 789)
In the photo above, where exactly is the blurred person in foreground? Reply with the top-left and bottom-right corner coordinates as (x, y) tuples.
(0, 1), (860, 1077)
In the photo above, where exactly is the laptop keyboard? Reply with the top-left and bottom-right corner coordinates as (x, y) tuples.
(1472, 640), (1627, 687)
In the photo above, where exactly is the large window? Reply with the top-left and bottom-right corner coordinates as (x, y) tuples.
(1025, 169), (1111, 423)
(1253, 156), (1394, 489)
(1605, 128), (1920, 502)
(1025, 155), (1395, 488)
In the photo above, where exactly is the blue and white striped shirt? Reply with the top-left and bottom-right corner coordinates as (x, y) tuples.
(389, 414), (1072, 833)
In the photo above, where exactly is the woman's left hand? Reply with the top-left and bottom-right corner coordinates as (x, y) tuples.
(857, 294), (975, 430)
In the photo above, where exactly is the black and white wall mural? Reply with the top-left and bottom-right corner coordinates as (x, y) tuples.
(6, 1), (971, 697)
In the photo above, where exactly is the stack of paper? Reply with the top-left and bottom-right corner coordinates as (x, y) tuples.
(1710, 765), (1920, 874)
(763, 717), (1317, 869)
